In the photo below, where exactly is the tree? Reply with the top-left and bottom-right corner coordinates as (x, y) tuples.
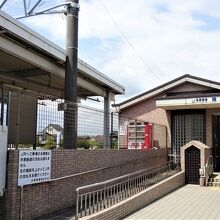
(44, 136), (56, 150)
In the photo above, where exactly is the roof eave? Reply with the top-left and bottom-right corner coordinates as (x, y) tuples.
(117, 74), (220, 110)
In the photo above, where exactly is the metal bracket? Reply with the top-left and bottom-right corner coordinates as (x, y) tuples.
(69, 2), (80, 9)
(16, 2), (80, 19)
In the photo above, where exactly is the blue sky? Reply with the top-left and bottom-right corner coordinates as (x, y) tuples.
(193, 13), (220, 31)
(2, 0), (220, 105)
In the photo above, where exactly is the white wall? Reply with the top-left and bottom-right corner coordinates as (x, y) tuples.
(0, 126), (7, 196)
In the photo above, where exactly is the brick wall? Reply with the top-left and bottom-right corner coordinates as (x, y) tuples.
(83, 171), (185, 220)
(5, 149), (167, 220)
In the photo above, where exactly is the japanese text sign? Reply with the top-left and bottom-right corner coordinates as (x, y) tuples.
(18, 150), (51, 186)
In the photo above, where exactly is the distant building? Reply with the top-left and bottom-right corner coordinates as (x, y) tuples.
(38, 124), (63, 147)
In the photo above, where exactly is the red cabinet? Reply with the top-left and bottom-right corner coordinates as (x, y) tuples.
(127, 121), (153, 149)
(143, 124), (152, 149)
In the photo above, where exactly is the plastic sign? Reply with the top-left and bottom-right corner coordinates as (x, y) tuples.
(18, 150), (51, 186)
(156, 96), (220, 108)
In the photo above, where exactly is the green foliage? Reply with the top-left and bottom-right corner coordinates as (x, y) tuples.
(111, 142), (118, 149)
(90, 140), (103, 149)
(77, 139), (104, 149)
(44, 136), (56, 150)
(77, 139), (92, 149)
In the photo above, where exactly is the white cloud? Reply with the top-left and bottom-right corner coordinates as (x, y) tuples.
(4, 0), (220, 103)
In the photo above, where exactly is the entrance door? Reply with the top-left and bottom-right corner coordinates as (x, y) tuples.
(185, 146), (200, 184)
(213, 116), (220, 172)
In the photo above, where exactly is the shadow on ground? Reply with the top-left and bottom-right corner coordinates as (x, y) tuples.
(36, 206), (75, 220)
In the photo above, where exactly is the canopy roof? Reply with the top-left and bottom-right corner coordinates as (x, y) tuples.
(0, 11), (125, 99)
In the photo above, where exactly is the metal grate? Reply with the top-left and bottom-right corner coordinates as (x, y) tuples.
(172, 112), (205, 164)
(0, 85), (168, 150)
(185, 146), (200, 184)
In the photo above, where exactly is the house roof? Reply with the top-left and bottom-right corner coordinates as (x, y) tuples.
(46, 124), (63, 132)
(115, 74), (220, 110)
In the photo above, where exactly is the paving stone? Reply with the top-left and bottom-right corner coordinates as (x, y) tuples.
(124, 185), (220, 220)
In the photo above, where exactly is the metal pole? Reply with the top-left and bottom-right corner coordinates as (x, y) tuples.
(110, 112), (113, 149)
(1, 86), (5, 126)
(104, 91), (110, 148)
(20, 186), (23, 220)
(16, 91), (21, 149)
(64, 0), (79, 149)
(0, 0), (7, 9)
(135, 119), (137, 149)
(22, 0), (27, 16)
(75, 190), (79, 220)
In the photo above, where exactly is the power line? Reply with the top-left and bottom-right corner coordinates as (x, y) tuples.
(96, 0), (164, 83)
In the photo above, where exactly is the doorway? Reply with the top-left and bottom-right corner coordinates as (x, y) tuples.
(213, 115), (220, 172)
(185, 146), (200, 184)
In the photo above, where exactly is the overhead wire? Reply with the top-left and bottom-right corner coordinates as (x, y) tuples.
(27, 0), (32, 10)
(96, 0), (164, 83)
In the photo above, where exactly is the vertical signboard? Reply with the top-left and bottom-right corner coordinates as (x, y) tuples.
(18, 150), (51, 186)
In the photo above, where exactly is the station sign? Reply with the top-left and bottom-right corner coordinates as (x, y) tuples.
(18, 150), (51, 186)
(156, 96), (220, 109)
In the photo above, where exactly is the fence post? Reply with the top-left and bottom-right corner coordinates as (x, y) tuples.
(135, 119), (137, 149)
(111, 112), (113, 149)
(1, 86), (4, 126)
(118, 115), (121, 149)
(165, 126), (168, 150)
(104, 91), (110, 148)
(20, 185), (23, 220)
(152, 123), (154, 149)
(16, 90), (21, 149)
(75, 189), (79, 220)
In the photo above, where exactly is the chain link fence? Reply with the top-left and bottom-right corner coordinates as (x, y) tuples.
(0, 86), (167, 150)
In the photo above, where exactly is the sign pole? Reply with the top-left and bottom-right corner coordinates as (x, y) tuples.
(20, 185), (23, 220)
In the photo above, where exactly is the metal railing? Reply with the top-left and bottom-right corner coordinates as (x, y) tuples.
(75, 163), (178, 219)
(205, 155), (214, 186)
(168, 154), (181, 167)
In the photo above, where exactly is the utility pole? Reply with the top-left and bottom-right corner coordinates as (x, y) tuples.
(4, 0), (80, 149)
(64, 0), (79, 149)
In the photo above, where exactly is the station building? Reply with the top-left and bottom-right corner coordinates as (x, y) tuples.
(116, 74), (220, 172)
(0, 10), (124, 198)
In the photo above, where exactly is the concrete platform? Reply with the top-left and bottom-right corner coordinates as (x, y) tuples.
(125, 184), (220, 220)
(213, 172), (220, 179)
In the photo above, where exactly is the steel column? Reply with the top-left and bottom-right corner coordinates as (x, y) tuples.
(104, 91), (110, 148)
(1, 86), (4, 126)
(110, 112), (113, 148)
(64, 0), (79, 149)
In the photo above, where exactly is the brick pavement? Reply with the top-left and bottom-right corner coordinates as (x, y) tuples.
(125, 185), (220, 220)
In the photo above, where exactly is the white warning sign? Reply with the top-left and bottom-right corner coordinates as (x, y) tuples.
(18, 150), (51, 186)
